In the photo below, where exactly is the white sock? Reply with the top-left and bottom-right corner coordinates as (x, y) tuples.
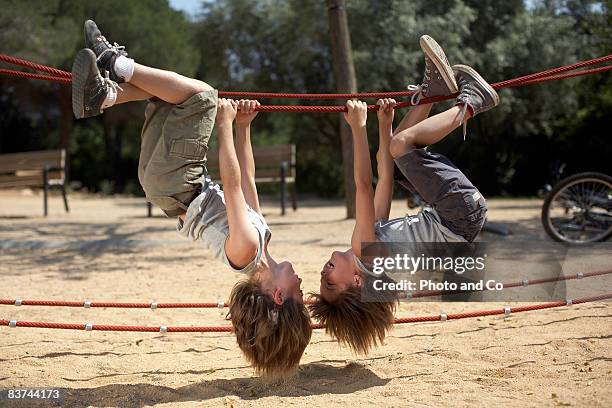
(114, 55), (134, 82)
(101, 84), (117, 110)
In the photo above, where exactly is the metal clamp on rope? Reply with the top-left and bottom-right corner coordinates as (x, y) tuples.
(566, 298), (573, 306)
(503, 306), (511, 316)
(522, 279), (529, 287)
(439, 312), (447, 322)
(14, 298), (22, 306)
(150, 302), (158, 311)
(159, 325), (168, 333)
(85, 323), (93, 331)
(577, 272), (584, 279)
(84, 300), (92, 308)
(9, 320), (17, 328)
(217, 300), (225, 309)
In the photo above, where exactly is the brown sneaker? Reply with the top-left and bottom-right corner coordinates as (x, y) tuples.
(408, 35), (458, 105)
(453, 64), (500, 138)
(71, 48), (120, 119)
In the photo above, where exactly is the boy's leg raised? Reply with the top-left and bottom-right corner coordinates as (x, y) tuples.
(84, 19), (213, 105)
(389, 66), (500, 241)
(75, 20), (218, 216)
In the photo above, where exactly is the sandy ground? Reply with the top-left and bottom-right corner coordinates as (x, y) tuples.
(0, 190), (610, 408)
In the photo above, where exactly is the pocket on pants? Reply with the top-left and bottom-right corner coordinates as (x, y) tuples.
(169, 138), (208, 161)
(460, 191), (487, 241)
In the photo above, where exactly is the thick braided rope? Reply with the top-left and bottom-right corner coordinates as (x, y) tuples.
(1, 293), (609, 332)
(393, 293), (611, 324)
(0, 68), (72, 84)
(492, 54), (612, 89)
(2, 268), (609, 308)
(218, 90), (416, 99)
(410, 267), (612, 298)
(0, 299), (228, 308)
(1, 53), (610, 111)
(0, 54), (71, 78)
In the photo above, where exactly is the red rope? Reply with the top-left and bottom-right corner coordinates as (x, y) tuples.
(411, 268), (612, 298)
(2, 268), (608, 309)
(0, 54), (71, 78)
(0, 68), (72, 84)
(1, 293), (609, 332)
(395, 293), (611, 324)
(0, 299), (228, 308)
(218, 90), (416, 99)
(491, 54), (612, 89)
(1, 53), (610, 112)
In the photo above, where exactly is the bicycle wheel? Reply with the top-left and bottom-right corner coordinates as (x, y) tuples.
(541, 172), (612, 244)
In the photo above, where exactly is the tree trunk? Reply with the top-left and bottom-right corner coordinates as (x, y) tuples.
(326, 0), (357, 219)
(59, 85), (72, 149)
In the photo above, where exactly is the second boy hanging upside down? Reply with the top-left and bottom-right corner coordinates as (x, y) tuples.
(309, 35), (499, 354)
(72, 20), (311, 376)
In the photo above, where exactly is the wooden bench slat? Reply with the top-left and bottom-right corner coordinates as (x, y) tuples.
(205, 144), (296, 181)
(0, 149), (65, 173)
(0, 149), (70, 216)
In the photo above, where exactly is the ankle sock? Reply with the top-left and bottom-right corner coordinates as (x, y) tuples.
(114, 55), (134, 82)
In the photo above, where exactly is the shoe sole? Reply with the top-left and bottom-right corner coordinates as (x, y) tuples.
(83, 20), (98, 50)
(452, 64), (500, 107)
(71, 49), (95, 119)
(419, 35), (458, 94)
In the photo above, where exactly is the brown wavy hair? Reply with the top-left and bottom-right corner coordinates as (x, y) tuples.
(308, 285), (396, 354)
(228, 277), (312, 377)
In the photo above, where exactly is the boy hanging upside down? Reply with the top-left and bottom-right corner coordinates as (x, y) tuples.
(309, 35), (499, 354)
(71, 20), (311, 376)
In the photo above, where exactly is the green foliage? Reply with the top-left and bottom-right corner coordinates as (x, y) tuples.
(0, 0), (610, 196)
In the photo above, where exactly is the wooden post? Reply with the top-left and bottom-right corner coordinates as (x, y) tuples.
(280, 161), (287, 216)
(43, 165), (49, 217)
(326, 0), (357, 219)
(59, 86), (73, 149)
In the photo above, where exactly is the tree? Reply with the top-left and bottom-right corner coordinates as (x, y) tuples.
(327, 0), (357, 218)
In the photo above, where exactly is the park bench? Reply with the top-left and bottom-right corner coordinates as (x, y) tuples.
(0, 149), (69, 216)
(147, 144), (297, 216)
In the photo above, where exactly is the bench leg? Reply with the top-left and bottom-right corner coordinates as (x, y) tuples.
(61, 184), (70, 212)
(290, 182), (297, 211)
(280, 162), (287, 216)
(43, 167), (49, 217)
(147, 201), (152, 217)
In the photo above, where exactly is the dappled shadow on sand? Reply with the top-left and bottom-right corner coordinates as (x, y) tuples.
(47, 362), (390, 407)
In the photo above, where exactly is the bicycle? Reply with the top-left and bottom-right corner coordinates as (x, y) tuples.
(541, 172), (612, 244)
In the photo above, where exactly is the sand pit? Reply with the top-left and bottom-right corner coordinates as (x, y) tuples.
(0, 190), (610, 407)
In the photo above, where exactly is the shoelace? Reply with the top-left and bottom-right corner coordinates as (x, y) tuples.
(407, 84), (423, 105)
(407, 61), (434, 105)
(95, 71), (123, 110)
(102, 71), (123, 93)
(96, 35), (127, 62)
(458, 102), (469, 140)
(456, 77), (473, 140)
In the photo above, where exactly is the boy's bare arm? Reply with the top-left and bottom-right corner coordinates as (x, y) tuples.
(234, 100), (262, 215)
(344, 101), (376, 257)
(216, 99), (259, 268)
(374, 99), (396, 221)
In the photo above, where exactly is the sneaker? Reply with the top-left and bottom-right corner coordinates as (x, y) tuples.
(452, 64), (500, 138)
(408, 35), (458, 105)
(84, 19), (128, 83)
(71, 48), (121, 119)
